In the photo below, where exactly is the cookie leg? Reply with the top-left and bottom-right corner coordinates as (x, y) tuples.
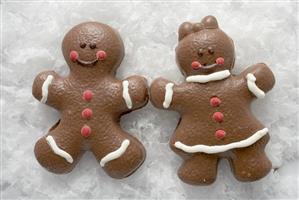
(229, 135), (272, 182)
(90, 129), (146, 179)
(178, 153), (219, 185)
(34, 122), (84, 174)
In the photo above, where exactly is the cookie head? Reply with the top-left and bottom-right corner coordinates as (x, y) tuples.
(62, 22), (124, 73)
(176, 16), (235, 76)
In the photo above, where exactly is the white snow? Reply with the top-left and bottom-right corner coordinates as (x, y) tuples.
(1, 1), (299, 199)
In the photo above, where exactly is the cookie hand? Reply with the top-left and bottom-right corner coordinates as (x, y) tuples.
(150, 77), (180, 110)
(240, 63), (275, 99)
(121, 75), (148, 110)
(32, 71), (64, 109)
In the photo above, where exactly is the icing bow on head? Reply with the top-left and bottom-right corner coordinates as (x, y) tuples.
(178, 15), (219, 41)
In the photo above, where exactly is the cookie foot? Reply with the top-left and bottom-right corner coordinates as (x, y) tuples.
(34, 135), (82, 174)
(92, 136), (145, 179)
(230, 136), (272, 181)
(178, 154), (218, 185)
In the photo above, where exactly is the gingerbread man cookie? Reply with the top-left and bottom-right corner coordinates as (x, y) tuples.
(32, 22), (148, 178)
(150, 16), (275, 185)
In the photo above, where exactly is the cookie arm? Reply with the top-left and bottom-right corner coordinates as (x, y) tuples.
(150, 77), (183, 111)
(32, 71), (64, 109)
(240, 63), (275, 99)
(121, 75), (148, 111)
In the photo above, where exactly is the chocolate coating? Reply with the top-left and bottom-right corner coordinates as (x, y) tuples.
(33, 22), (148, 178)
(150, 16), (275, 185)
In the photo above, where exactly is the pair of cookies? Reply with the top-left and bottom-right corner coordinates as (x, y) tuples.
(32, 16), (275, 185)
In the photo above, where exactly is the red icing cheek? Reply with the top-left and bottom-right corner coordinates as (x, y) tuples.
(191, 61), (202, 70)
(70, 50), (78, 62)
(96, 50), (107, 61)
(216, 57), (225, 65)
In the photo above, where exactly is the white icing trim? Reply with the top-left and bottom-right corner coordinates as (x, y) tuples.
(186, 70), (231, 83)
(174, 128), (268, 154)
(122, 80), (133, 109)
(246, 73), (265, 99)
(40, 75), (54, 103)
(100, 139), (130, 167)
(163, 83), (174, 109)
(46, 136), (73, 163)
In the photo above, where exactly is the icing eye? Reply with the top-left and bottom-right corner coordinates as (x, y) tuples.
(80, 43), (86, 48)
(208, 48), (214, 55)
(90, 43), (96, 49)
(198, 49), (204, 57)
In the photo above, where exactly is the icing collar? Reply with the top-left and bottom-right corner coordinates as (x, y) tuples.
(186, 70), (231, 83)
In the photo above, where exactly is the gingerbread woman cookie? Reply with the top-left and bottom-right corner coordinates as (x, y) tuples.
(32, 22), (148, 178)
(150, 16), (275, 185)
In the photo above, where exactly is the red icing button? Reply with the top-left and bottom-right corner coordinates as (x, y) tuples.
(213, 112), (224, 122)
(215, 130), (226, 139)
(82, 108), (92, 119)
(83, 90), (93, 101)
(81, 125), (91, 138)
(210, 97), (221, 107)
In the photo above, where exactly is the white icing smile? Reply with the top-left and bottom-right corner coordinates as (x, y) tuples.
(201, 63), (218, 69)
(77, 57), (98, 65)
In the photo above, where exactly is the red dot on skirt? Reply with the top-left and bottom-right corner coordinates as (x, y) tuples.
(215, 130), (226, 139)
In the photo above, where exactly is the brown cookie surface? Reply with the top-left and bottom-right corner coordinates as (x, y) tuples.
(32, 22), (148, 178)
(150, 16), (275, 185)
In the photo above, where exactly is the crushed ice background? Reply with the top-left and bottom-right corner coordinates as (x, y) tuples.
(1, 1), (299, 199)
